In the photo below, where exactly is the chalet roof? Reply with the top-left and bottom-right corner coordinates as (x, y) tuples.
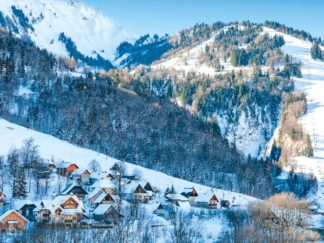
(61, 182), (88, 195)
(34, 195), (84, 215)
(165, 193), (188, 202)
(154, 204), (175, 214)
(181, 187), (198, 197)
(123, 181), (147, 194)
(93, 205), (123, 217)
(195, 193), (219, 203)
(71, 168), (91, 176)
(88, 187), (105, 200)
(138, 181), (154, 192)
(90, 179), (115, 190)
(13, 200), (38, 210)
(90, 171), (110, 180)
(0, 210), (29, 223)
(93, 192), (115, 204)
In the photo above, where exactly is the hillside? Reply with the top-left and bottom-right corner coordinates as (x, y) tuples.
(0, 117), (256, 242)
(263, 27), (324, 212)
(0, 29), (278, 199)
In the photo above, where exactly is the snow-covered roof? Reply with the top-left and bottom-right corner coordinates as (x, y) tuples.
(90, 179), (115, 190)
(71, 168), (91, 176)
(61, 182), (87, 195)
(88, 187), (104, 200)
(34, 195), (84, 215)
(93, 204), (121, 217)
(0, 210), (29, 223)
(13, 199), (38, 210)
(165, 193), (188, 202)
(195, 193), (218, 203)
(123, 181), (146, 194)
(93, 192), (115, 204)
(155, 204), (175, 214)
(57, 161), (71, 169)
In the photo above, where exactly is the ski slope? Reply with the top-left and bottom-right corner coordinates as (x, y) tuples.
(264, 27), (324, 212)
(0, 118), (256, 207)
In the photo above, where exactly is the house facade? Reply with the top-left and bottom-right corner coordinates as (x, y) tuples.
(0, 210), (29, 233)
(154, 204), (176, 220)
(57, 163), (79, 176)
(93, 205), (123, 224)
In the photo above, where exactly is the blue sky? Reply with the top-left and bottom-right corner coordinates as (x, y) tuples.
(81, 0), (324, 39)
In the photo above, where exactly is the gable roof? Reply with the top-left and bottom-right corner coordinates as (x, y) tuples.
(13, 200), (38, 211)
(0, 210), (29, 223)
(71, 168), (91, 176)
(93, 192), (115, 204)
(93, 205), (123, 217)
(90, 179), (115, 190)
(154, 203), (175, 214)
(181, 187), (198, 197)
(34, 195), (84, 215)
(165, 193), (188, 202)
(195, 193), (219, 203)
(123, 181), (147, 194)
(61, 182), (88, 195)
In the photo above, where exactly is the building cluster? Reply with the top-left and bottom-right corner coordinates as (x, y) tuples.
(0, 161), (235, 233)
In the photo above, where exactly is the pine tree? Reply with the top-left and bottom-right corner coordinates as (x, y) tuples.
(13, 168), (28, 199)
(310, 42), (323, 60)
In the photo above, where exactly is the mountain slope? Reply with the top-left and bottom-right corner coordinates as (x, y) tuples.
(264, 27), (324, 212)
(0, 0), (131, 68)
(0, 30), (274, 198)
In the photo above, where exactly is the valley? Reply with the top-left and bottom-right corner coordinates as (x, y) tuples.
(0, 0), (323, 241)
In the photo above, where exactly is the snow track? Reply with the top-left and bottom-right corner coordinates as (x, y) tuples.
(264, 28), (324, 214)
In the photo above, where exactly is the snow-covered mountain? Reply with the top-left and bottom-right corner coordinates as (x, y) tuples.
(0, 0), (132, 67)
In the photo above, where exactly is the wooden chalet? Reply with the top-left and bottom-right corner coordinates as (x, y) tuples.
(57, 162), (79, 176)
(14, 201), (37, 222)
(194, 193), (219, 209)
(93, 205), (123, 224)
(153, 203), (176, 220)
(181, 187), (198, 205)
(123, 181), (149, 203)
(142, 182), (155, 198)
(89, 179), (115, 195)
(165, 193), (189, 206)
(34, 195), (85, 226)
(0, 210), (29, 233)
(71, 169), (91, 184)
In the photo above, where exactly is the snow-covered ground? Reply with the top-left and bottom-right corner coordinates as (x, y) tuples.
(0, 118), (261, 241)
(0, 0), (132, 60)
(264, 27), (324, 228)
